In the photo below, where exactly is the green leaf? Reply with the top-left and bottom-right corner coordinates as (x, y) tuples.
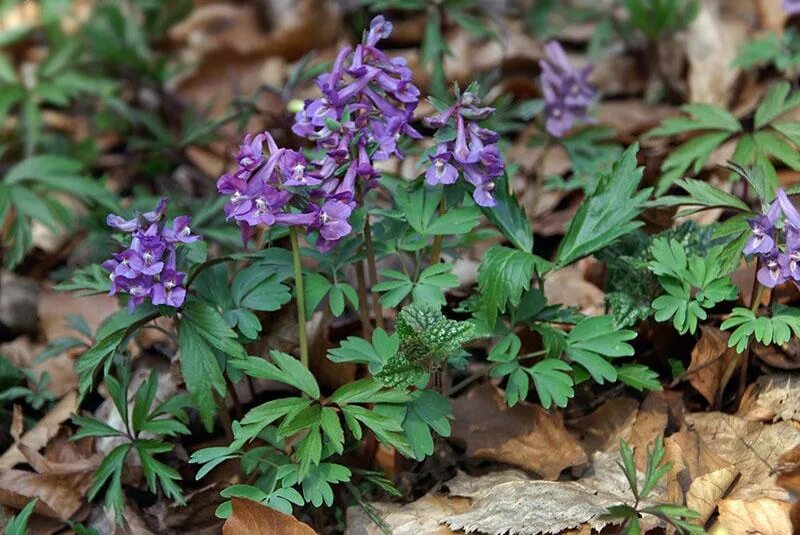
(755, 81), (800, 128)
(425, 207), (481, 235)
(327, 328), (397, 373)
(88, 443), (130, 524)
(477, 245), (536, 329)
(617, 364), (662, 391)
(233, 351), (320, 399)
(556, 144), (651, 265)
(177, 321), (226, 431)
(566, 316), (636, 384)
(303, 273), (331, 316)
(528, 359), (574, 408)
(656, 131), (732, 194)
(182, 298), (246, 358)
(4, 498), (37, 535)
(482, 171), (534, 251)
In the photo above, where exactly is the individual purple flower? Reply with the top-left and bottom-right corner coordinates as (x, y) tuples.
(164, 216), (200, 244)
(425, 148), (458, 186)
(758, 249), (786, 288)
(743, 200), (780, 256)
(317, 200), (353, 242)
(783, 0), (800, 15)
(539, 41), (596, 138)
(102, 199), (198, 309)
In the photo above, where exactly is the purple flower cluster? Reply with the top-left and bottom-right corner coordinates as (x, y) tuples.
(744, 189), (800, 289)
(539, 41), (595, 138)
(217, 16), (421, 250)
(102, 199), (200, 309)
(423, 91), (505, 207)
(783, 0), (800, 15)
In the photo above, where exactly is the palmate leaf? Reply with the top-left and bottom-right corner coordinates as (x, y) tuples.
(528, 358), (574, 409)
(721, 304), (800, 352)
(482, 171), (534, 252)
(556, 144), (652, 266)
(477, 245), (536, 329)
(566, 316), (636, 384)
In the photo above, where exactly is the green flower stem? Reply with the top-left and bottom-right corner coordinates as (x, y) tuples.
(290, 227), (309, 369)
(363, 212), (385, 330)
(430, 196), (445, 264)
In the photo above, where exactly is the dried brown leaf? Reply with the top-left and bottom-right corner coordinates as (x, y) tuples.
(717, 498), (793, 534)
(629, 392), (670, 470)
(688, 326), (738, 405)
(686, 467), (738, 525)
(739, 374), (800, 423)
(451, 383), (587, 479)
(223, 498), (316, 535)
(567, 397), (640, 455)
(0, 391), (77, 470)
(0, 469), (85, 520)
(686, 412), (800, 500)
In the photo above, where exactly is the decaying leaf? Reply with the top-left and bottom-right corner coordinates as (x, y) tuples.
(223, 498), (317, 535)
(346, 494), (468, 535)
(451, 383), (588, 479)
(686, 467), (738, 525)
(0, 391), (78, 470)
(629, 392), (671, 470)
(352, 451), (667, 535)
(688, 326), (738, 405)
(686, 412), (800, 500)
(739, 374), (800, 423)
(716, 497), (793, 535)
(567, 397), (640, 455)
(443, 452), (666, 535)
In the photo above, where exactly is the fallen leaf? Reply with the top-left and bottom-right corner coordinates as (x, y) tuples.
(223, 498), (316, 535)
(345, 495), (467, 535)
(686, 467), (738, 525)
(629, 392), (670, 470)
(0, 391), (78, 470)
(543, 265), (605, 316)
(688, 326), (738, 405)
(37, 287), (117, 341)
(739, 374), (800, 423)
(686, 412), (800, 500)
(752, 339), (800, 370)
(567, 397), (640, 455)
(776, 445), (800, 533)
(717, 498), (793, 535)
(0, 272), (39, 336)
(0, 469), (86, 520)
(443, 452), (667, 535)
(451, 383), (588, 480)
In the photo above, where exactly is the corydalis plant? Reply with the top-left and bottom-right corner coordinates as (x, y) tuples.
(103, 199), (200, 309)
(540, 41), (596, 138)
(424, 87), (505, 207)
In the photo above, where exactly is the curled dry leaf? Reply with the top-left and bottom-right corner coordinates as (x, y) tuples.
(688, 326), (738, 405)
(716, 497), (793, 535)
(0, 390), (78, 470)
(739, 373), (800, 423)
(752, 339), (800, 370)
(686, 467), (738, 525)
(686, 412), (800, 501)
(451, 383), (588, 480)
(223, 498), (317, 535)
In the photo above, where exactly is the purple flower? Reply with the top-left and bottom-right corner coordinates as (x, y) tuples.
(783, 0), (800, 15)
(743, 200), (780, 255)
(102, 199), (197, 309)
(758, 249), (786, 288)
(540, 41), (596, 138)
(425, 148), (458, 186)
(317, 200), (353, 242)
